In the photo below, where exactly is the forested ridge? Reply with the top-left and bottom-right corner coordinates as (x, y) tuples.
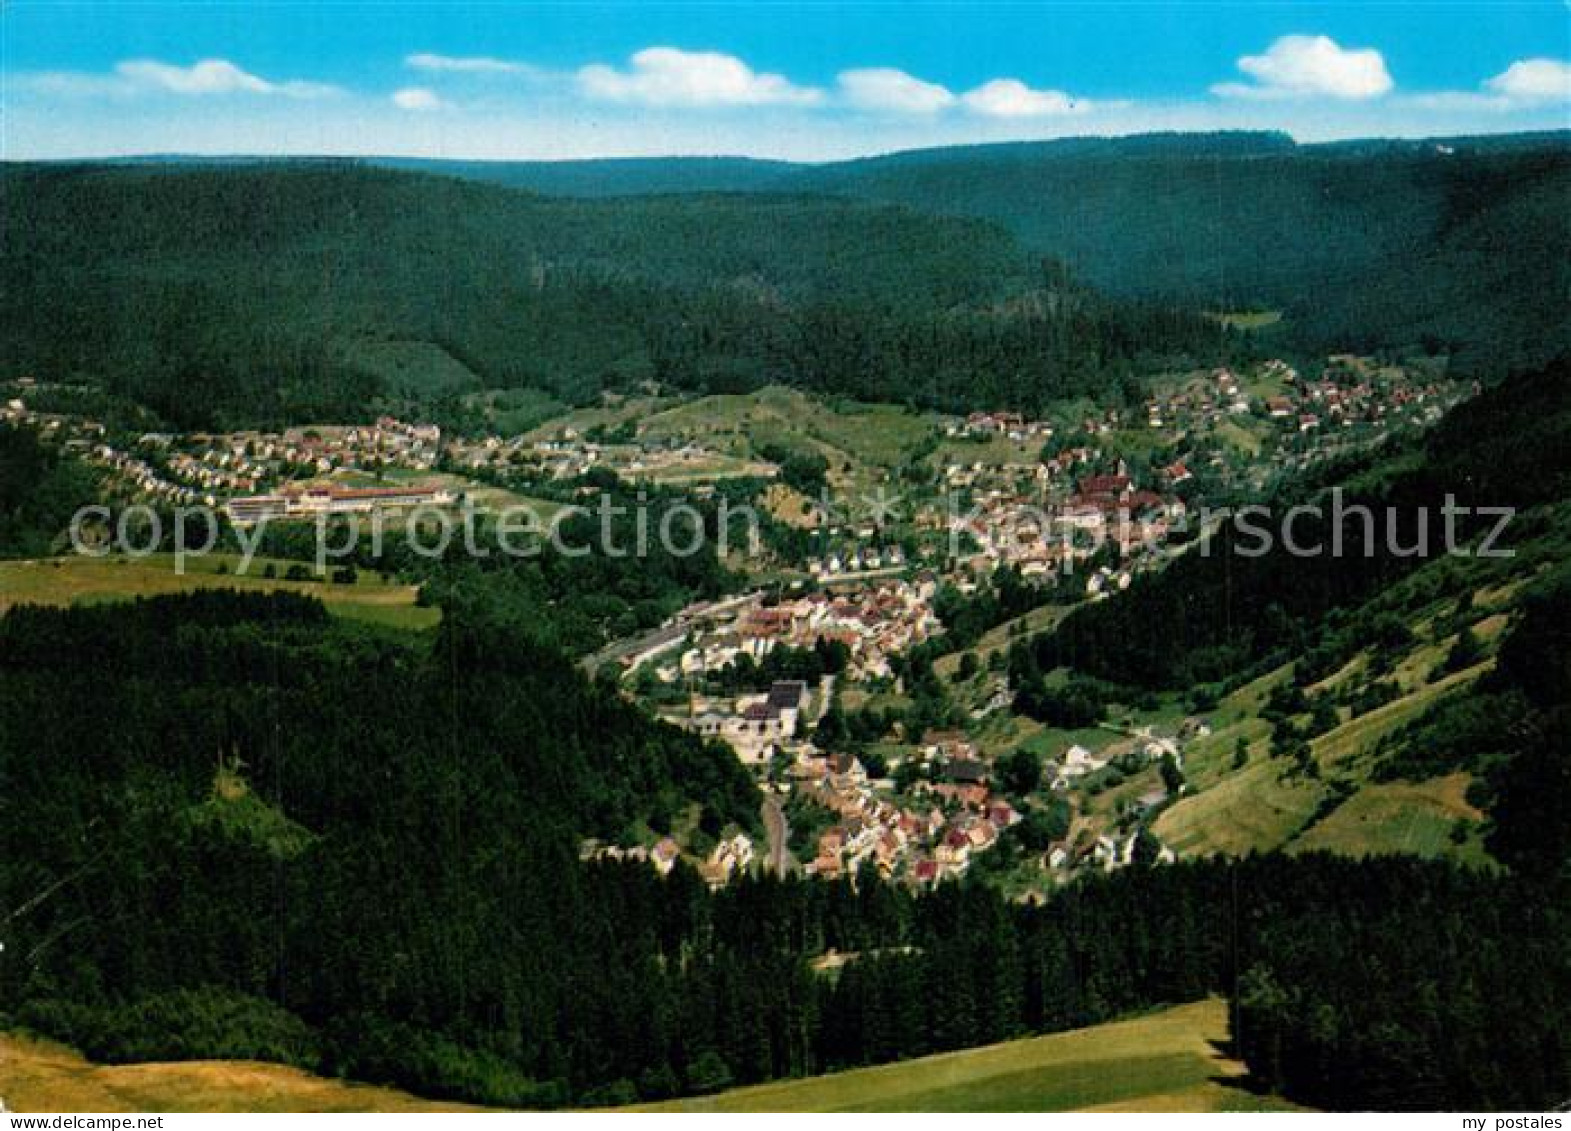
(9, 133), (1566, 431)
(792, 130), (1571, 371)
(1, 588), (1567, 1110)
(367, 130), (1571, 376)
(0, 163), (1228, 429)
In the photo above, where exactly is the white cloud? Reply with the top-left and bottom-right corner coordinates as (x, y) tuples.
(962, 78), (1081, 118)
(405, 52), (530, 76)
(1484, 57), (1571, 104)
(117, 58), (273, 94)
(392, 87), (446, 111)
(838, 67), (954, 114)
(1214, 35), (1392, 101)
(577, 47), (822, 107)
(1401, 57), (1570, 114)
(15, 57), (338, 99)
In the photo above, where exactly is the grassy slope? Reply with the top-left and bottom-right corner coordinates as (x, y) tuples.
(1153, 665), (1490, 861)
(0, 1001), (1292, 1113)
(0, 554), (439, 631)
(1153, 574), (1519, 862)
(630, 999), (1294, 1113)
(524, 385), (933, 508)
(633, 385), (937, 493)
(1291, 772), (1481, 859)
(0, 1033), (476, 1113)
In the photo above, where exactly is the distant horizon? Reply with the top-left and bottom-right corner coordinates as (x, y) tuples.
(10, 125), (1571, 169)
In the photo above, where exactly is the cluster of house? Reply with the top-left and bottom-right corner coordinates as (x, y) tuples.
(372, 425), (600, 479)
(1060, 469), (1184, 535)
(451, 433), (572, 476)
(976, 357), (1464, 457)
(89, 441), (212, 508)
(1137, 356), (1462, 443)
(805, 544), (906, 578)
(1047, 828), (1175, 874)
(931, 358), (1471, 588)
(1139, 357), (1423, 436)
(668, 578), (944, 684)
(1037, 730), (1196, 875)
(581, 727), (1024, 890)
(276, 419), (442, 473)
(80, 417), (449, 515)
(935, 444), (1089, 511)
(2, 394), (461, 515)
(0, 395), (65, 430)
(949, 462), (1187, 580)
(580, 831), (755, 889)
(1262, 362), (1467, 435)
(4, 394), (109, 455)
(582, 836), (682, 875)
(948, 411), (1055, 441)
(91, 431), (308, 510)
(796, 732), (1020, 887)
(1145, 367), (1256, 431)
(164, 449), (268, 497)
(1137, 357), (1376, 436)
(184, 418), (443, 479)
(942, 458), (1054, 493)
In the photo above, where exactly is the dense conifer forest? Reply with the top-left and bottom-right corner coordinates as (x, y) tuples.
(0, 424), (101, 556)
(1, 588), (1566, 1110)
(7, 133), (1566, 432)
(0, 164), (1229, 429)
(383, 131), (1571, 376)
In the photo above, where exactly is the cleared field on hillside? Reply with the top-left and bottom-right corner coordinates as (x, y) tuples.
(0, 1001), (1291, 1113)
(1205, 309), (1284, 331)
(1151, 613), (1500, 862)
(524, 393), (670, 441)
(636, 386), (936, 489)
(1156, 754), (1326, 857)
(1291, 773), (1489, 862)
(0, 1033), (474, 1113)
(630, 1000), (1294, 1113)
(0, 555), (438, 631)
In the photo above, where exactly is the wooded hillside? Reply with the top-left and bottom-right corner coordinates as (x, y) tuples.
(0, 163), (1226, 429)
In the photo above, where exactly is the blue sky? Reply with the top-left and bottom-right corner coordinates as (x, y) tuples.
(4, 2), (1568, 160)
